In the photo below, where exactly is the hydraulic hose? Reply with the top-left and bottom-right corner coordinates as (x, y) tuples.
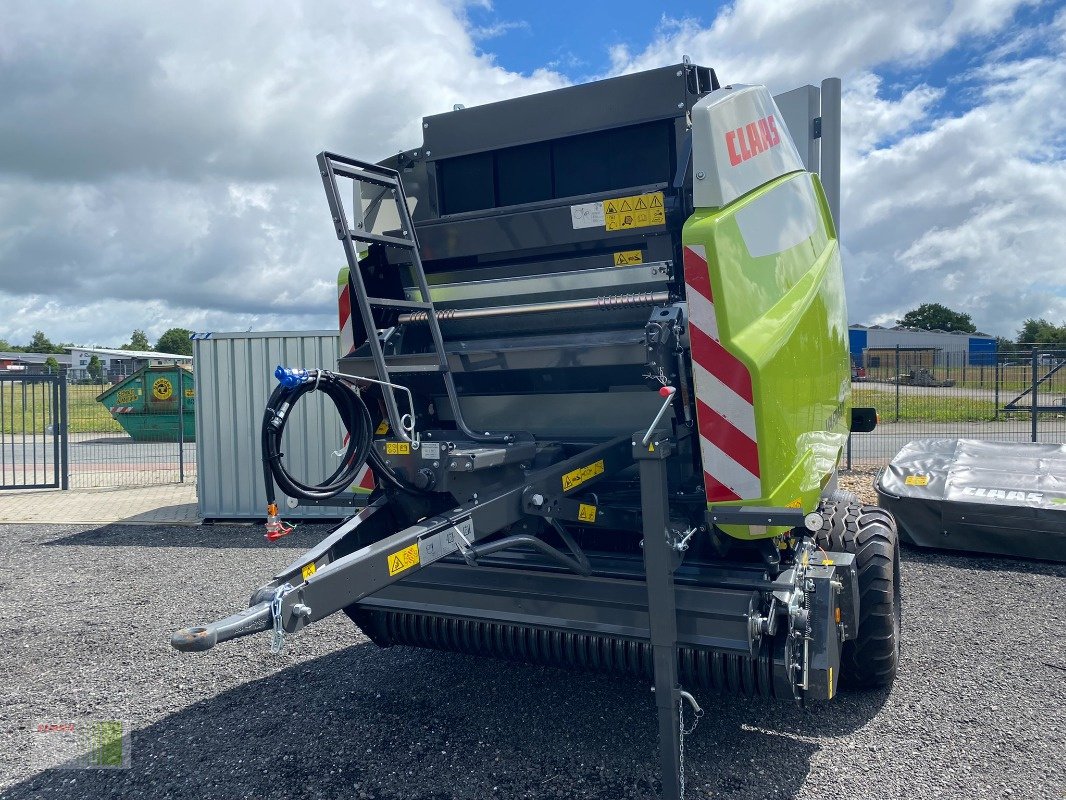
(261, 367), (373, 508)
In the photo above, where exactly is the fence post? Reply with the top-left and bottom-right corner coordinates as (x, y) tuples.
(59, 371), (69, 490)
(177, 366), (185, 483)
(51, 376), (60, 488)
(1031, 348), (1038, 443)
(994, 359), (1000, 421)
(895, 345), (901, 422)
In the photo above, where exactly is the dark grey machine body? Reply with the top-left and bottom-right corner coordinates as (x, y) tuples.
(173, 64), (883, 800)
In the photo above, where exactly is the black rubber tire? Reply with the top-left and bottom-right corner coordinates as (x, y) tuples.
(816, 501), (902, 688)
(827, 487), (861, 505)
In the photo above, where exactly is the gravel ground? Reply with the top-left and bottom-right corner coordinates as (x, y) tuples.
(1, 515), (1064, 800)
(838, 468), (882, 505)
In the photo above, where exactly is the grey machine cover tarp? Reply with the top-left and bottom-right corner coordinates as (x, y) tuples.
(875, 438), (1066, 562)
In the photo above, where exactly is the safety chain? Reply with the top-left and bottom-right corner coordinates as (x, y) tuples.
(269, 583), (293, 654)
(678, 699), (685, 800)
(677, 691), (703, 799)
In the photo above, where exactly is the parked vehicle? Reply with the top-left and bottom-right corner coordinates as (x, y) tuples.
(173, 66), (895, 799)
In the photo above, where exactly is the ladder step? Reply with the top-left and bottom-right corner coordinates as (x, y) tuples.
(331, 165), (399, 190)
(349, 230), (416, 249)
(387, 363), (446, 374)
(367, 297), (433, 310)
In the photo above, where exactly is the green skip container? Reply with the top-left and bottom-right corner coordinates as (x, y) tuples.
(96, 364), (196, 442)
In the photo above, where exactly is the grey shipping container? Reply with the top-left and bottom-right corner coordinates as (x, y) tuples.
(194, 331), (351, 520)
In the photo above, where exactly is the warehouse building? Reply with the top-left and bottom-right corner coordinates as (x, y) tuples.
(0, 351), (72, 372)
(848, 325), (996, 367)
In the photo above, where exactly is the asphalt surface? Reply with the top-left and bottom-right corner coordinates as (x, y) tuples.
(1, 433), (196, 489)
(1, 519), (1064, 800)
(848, 421), (1066, 464)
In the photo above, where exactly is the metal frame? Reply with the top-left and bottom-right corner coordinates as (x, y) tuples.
(635, 431), (685, 798)
(1003, 350), (1066, 415)
(317, 151), (504, 444)
(173, 434), (636, 651)
(175, 65), (865, 800)
(175, 421), (861, 796)
(0, 373), (67, 490)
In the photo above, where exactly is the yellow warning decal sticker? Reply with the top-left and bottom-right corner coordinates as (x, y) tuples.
(375, 421), (390, 435)
(387, 543), (420, 577)
(301, 562), (317, 581)
(905, 475), (929, 486)
(786, 497), (803, 509)
(603, 191), (665, 232)
(562, 459), (604, 492)
(613, 250), (643, 266)
(385, 441), (411, 455)
(152, 377), (173, 401)
(577, 503), (598, 523)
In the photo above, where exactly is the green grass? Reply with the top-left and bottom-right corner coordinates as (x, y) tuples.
(66, 385), (125, 434)
(1, 382), (123, 435)
(861, 364), (1063, 393)
(852, 388), (1002, 423)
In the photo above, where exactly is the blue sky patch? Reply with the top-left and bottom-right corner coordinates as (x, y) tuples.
(465, 1), (723, 80)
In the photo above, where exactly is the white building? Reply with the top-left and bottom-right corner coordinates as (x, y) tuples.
(68, 346), (192, 381)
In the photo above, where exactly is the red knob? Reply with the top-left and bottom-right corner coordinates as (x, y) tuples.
(659, 386), (676, 397)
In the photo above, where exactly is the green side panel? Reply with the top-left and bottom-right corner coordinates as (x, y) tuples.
(115, 413), (197, 443)
(684, 171), (850, 539)
(96, 365), (196, 442)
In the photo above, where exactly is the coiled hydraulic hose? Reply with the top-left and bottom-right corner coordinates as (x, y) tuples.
(261, 367), (373, 510)
(261, 367), (431, 539)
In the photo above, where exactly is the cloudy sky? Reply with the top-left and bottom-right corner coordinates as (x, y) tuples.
(0, 0), (1063, 348)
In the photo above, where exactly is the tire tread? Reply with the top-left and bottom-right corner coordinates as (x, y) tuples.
(816, 500), (901, 688)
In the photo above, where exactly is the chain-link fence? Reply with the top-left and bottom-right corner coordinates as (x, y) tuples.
(847, 345), (1066, 469)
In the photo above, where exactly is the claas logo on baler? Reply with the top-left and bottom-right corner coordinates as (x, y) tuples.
(725, 114), (782, 166)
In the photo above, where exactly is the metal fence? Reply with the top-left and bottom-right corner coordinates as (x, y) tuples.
(62, 371), (195, 489)
(0, 373), (68, 489)
(847, 345), (1066, 469)
(0, 368), (195, 490)
(5, 344), (1065, 487)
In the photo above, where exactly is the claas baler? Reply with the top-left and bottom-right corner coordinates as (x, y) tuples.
(173, 64), (901, 798)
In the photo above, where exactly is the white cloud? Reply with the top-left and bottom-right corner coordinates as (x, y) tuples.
(607, 0), (1065, 336)
(470, 20), (530, 40)
(840, 25), (1066, 334)
(0, 0), (566, 346)
(609, 0), (1034, 91)
(1, 0), (1063, 349)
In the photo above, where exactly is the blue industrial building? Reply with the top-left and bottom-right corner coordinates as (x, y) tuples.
(848, 325), (997, 366)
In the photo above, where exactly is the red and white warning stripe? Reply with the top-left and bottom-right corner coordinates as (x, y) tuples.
(109, 406), (135, 414)
(352, 463), (375, 494)
(339, 268), (355, 357)
(340, 431), (376, 494)
(683, 244), (762, 503)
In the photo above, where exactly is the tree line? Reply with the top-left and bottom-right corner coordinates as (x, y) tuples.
(897, 303), (1066, 349)
(0, 328), (194, 357)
